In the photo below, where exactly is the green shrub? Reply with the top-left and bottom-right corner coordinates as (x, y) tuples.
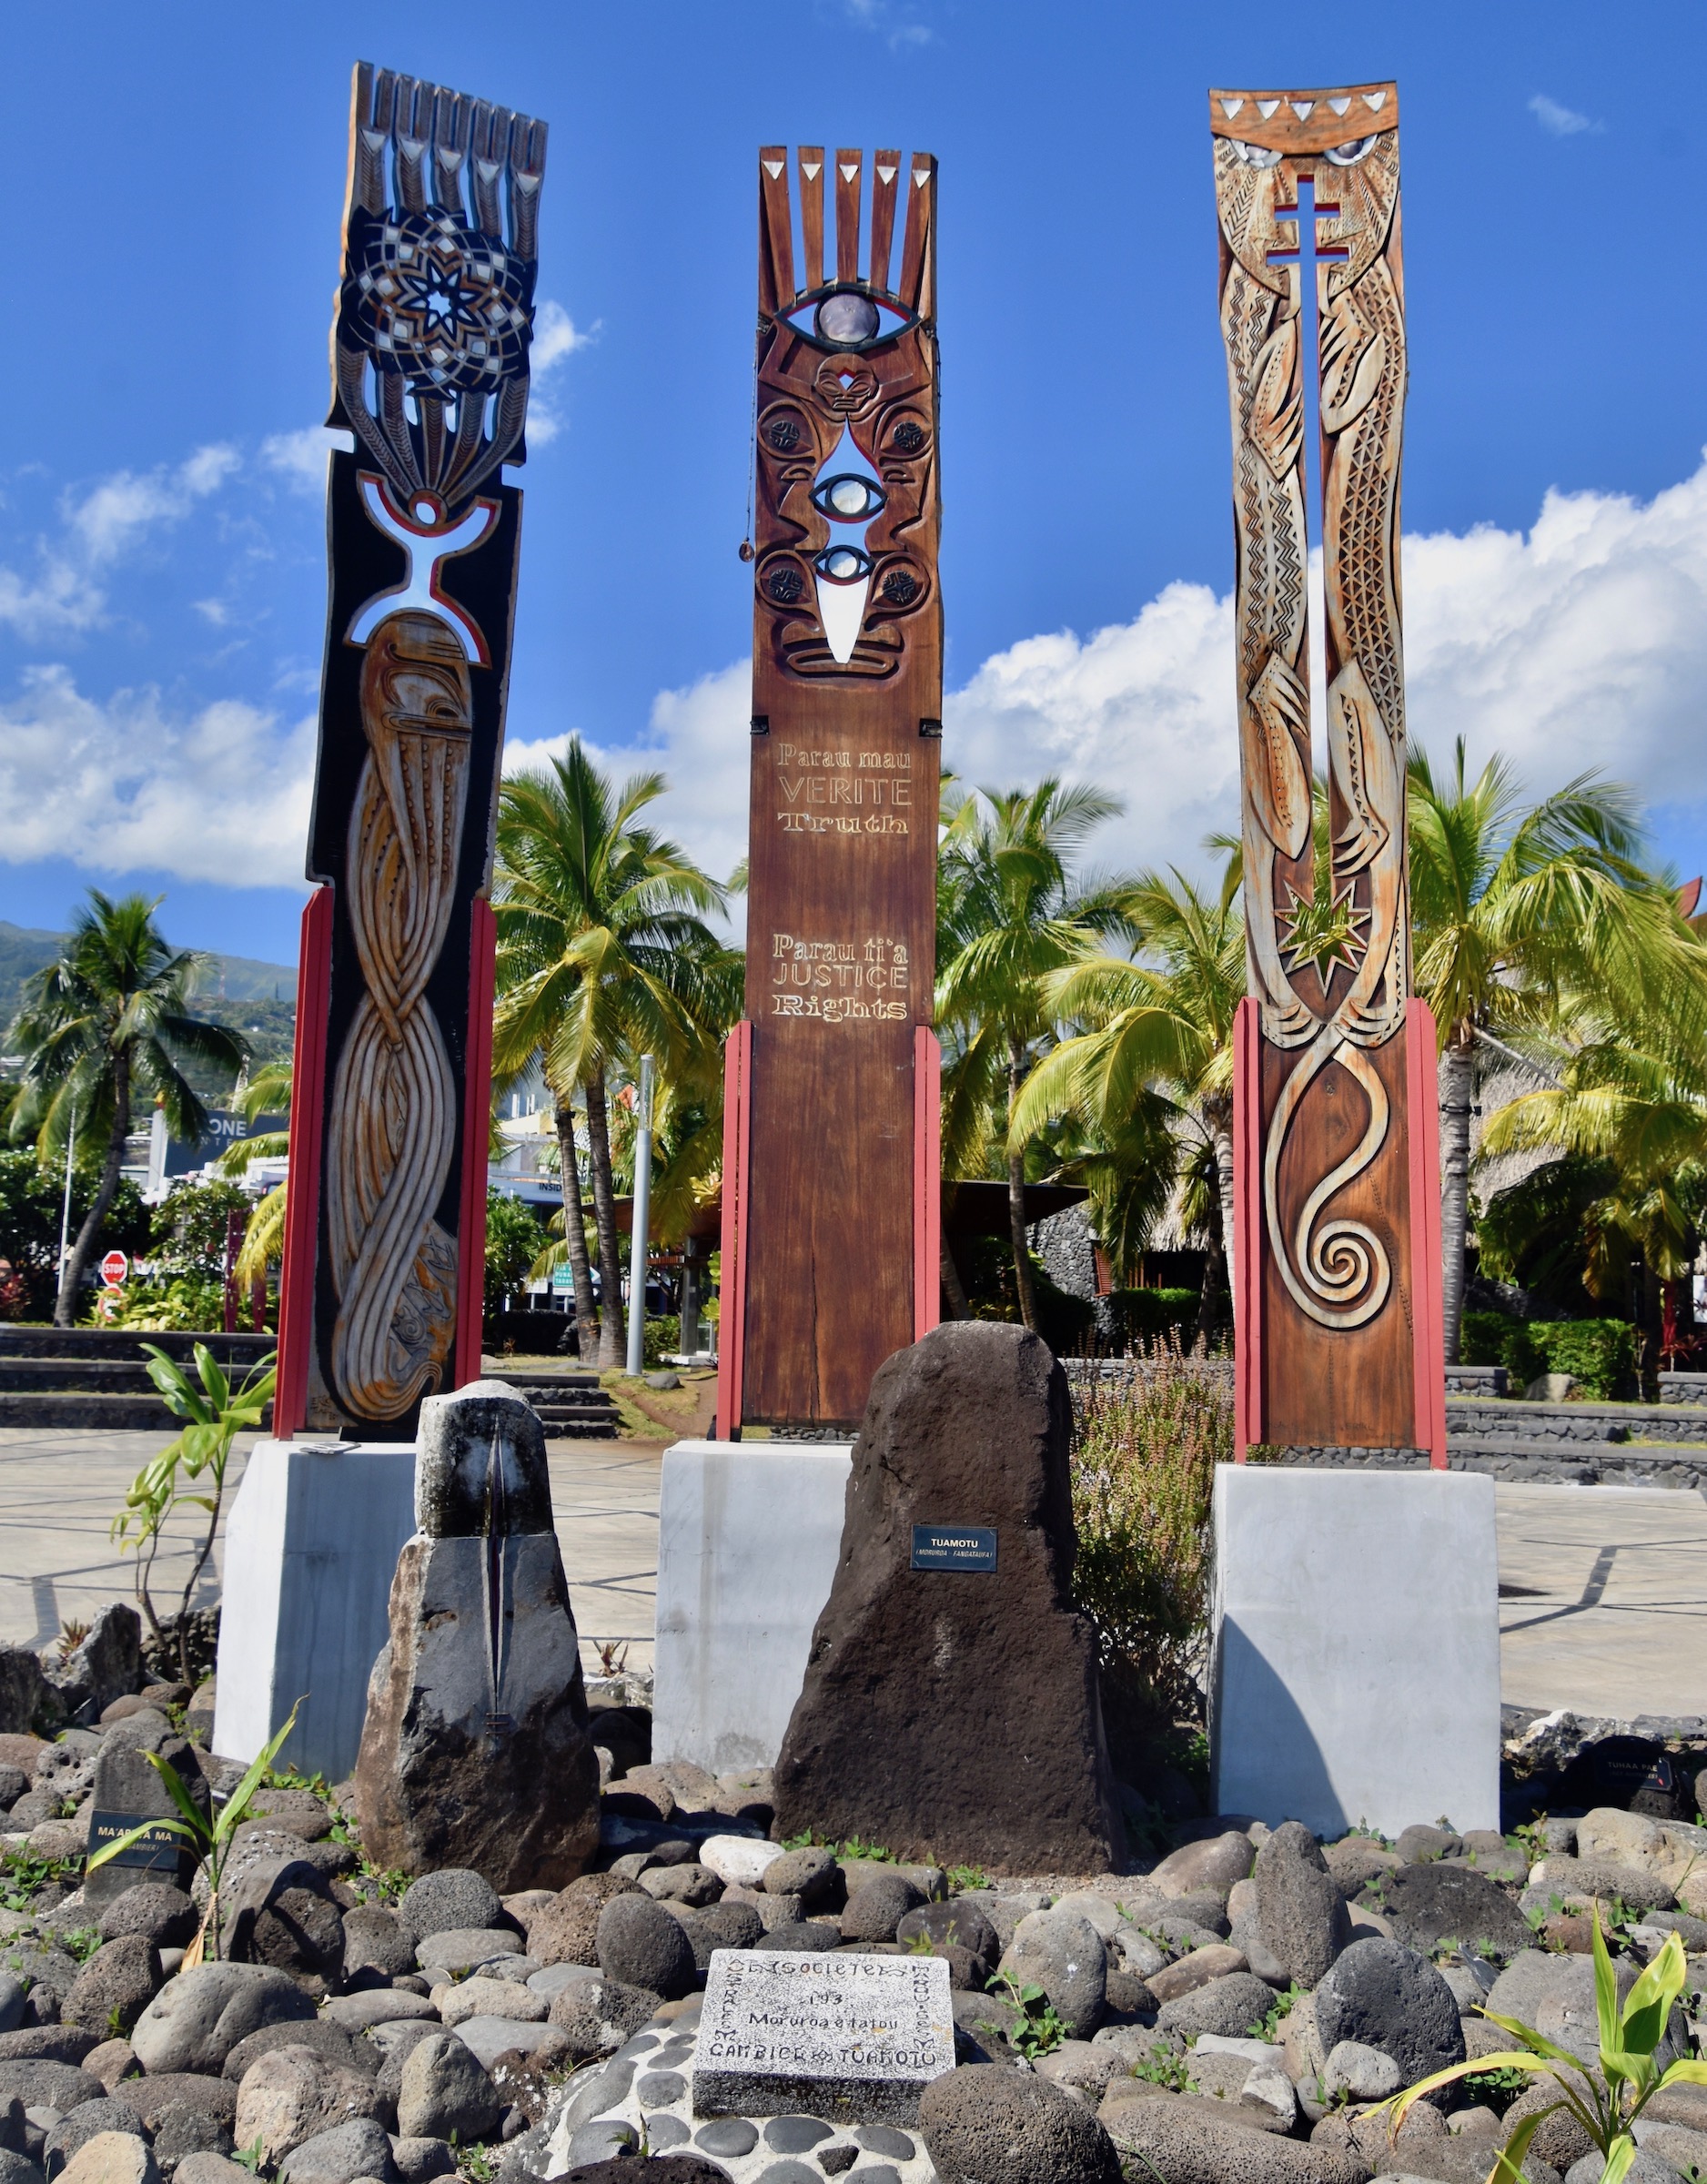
(642, 1314), (682, 1367)
(1459, 1311), (1636, 1400)
(1531, 1319), (1637, 1400)
(1099, 1288), (1202, 1351)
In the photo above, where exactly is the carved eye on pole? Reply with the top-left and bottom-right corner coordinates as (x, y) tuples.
(1229, 139), (1284, 169)
(778, 285), (916, 351)
(1323, 136), (1379, 165)
(766, 418), (803, 452)
(891, 420), (927, 455)
(763, 563), (806, 604)
(814, 545), (873, 585)
(810, 474), (887, 522)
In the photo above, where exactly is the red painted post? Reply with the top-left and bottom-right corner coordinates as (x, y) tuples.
(273, 887), (334, 1438)
(1232, 996), (1264, 1458)
(713, 1022), (752, 1441)
(913, 1026), (942, 1341)
(453, 897), (498, 1390)
(1406, 998), (1449, 1468)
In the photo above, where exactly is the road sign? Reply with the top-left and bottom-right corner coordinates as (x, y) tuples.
(100, 1251), (129, 1287)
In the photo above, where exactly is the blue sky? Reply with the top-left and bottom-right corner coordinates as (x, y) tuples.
(3, 0), (1704, 966)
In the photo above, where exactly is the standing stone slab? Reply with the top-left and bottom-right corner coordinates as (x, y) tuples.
(85, 1717), (208, 1906)
(692, 1949), (954, 2125)
(773, 1322), (1123, 1872)
(353, 1385), (599, 1890)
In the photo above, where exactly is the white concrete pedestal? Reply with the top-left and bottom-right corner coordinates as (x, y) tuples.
(213, 1439), (418, 1783)
(1209, 1465), (1500, 1837)
(652, 1439), (851, 1774)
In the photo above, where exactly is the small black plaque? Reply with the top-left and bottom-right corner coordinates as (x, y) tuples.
(910, 1523), (997, 1572)
(87, 1809), (186, 1873)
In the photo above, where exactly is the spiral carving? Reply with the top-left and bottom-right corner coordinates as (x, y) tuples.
(1262, 1029), (1391, 1330)
(326, 611), (470, 1421)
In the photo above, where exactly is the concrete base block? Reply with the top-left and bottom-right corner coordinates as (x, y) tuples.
(1210, 1464), (1500, 1837)
(653, 1438), (851, 1774)
(213, 1438), (418, 1782)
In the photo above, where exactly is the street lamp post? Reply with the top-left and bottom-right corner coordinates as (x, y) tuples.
(624, 1057), (655, 1378)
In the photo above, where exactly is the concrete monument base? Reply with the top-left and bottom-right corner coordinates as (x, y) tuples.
(213, 1438), (417, 1782)
(652, 1438), (851, 1775)
(1209, 1464), (1500, 1837)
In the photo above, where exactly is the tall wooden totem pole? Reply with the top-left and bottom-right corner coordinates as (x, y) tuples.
(716, 148), (944, 1438)
(276, 66), (546, 1440)
(1210, 82), (1446, 1461)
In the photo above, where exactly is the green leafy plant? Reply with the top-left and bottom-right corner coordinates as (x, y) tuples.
(1248, 1983), (1306, 2043)
(87, 1698), (301, 1964)
(1461, 2065), (1533, 2118)
(1126, 2043), (1195, 2091)
(0, 1847), (82, 1912)
(1382, 1908), (1707, 2184)
(987, 1970), (1067, 2060)
(50, 1926), (103, 1965)
(904, 1930), (938, 1956)
(111, 1341), (276, 1680)
(840, 1835), (894, 1864)
(948, 1864), (988, 1894)
(231, 2136), (268, 2176)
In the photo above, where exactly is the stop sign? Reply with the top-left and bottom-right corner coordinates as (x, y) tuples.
(100, 1250), (128, 1287)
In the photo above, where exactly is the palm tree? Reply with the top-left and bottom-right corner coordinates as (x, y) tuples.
(1012, 865), (1246, 1317)
(1480, 1002), (1707, 1367)
(1409, 739), (1697, 1361)
(491, 739), (730, 1368)
(935, 781), (1130, 1332)
(9, 894), (248, 1326)
(221, 1063), (291, 1295)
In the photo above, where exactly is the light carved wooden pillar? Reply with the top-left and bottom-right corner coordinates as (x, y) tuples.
(1211, 82), (1445, 1460)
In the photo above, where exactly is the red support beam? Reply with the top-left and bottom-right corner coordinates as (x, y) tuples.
(273, 887), (334, 1439)
(1406, 999), (1449, 1468)
(1232, 996), (1264, 1459)
(453, 896), (498, 1391)
(914, 1026), (942, 1341)
(713, 1022), (753, 1441)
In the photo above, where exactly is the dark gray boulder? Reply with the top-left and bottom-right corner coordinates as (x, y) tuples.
(1254, 1822), (1352, 1987)
(395, 2035), (500, 2144)
(61, 1940), (162, 2039)
(593, 1897), (693, 2001)
(773, 1323), (1124, 1873)
(1314, 1937), (1466, 2088)
(918, 2067), (1122, 2184)
(1370, 1862), (1532, 1958)
(97, 1888), (198, 1952)
(219, 1857), (345, 1980)
(396, 1871), (503, 1947)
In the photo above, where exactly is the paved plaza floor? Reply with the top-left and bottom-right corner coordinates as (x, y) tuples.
(1, 1427), (1702, 1717)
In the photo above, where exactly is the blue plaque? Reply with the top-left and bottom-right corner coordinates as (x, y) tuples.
(910, 1524), (998, 1572)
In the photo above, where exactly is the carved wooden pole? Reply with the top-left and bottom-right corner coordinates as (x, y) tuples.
(275, 65), (546, 1440)
(715, 147), (944, 1437)
(1210, 82), (1446, 1460)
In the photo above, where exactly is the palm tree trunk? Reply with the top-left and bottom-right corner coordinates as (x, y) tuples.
(582, 1070), (627, 1369)
(56, 1052), (129, 1328)
(554, 1101), (600, 1361)
(1007, 1037), (1039, 1334)
(939, 1231), (971, 1320)
(1208, 1106), (1237, 1331)
(1439, 1036), (1475, 1365)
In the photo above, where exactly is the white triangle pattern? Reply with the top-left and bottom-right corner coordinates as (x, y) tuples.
(913, 167), (930, 187)
(1363, 90), (1387, 109)
(763, 160), (784, 178)
(876, 165), (897, 182)
(840, 163), (858, 182)
(1220, 97), (1245, 116)
(802, 161), (822, 180)
(1328, 96), (1350, 115)
(1256, 98), (1279, 117)
(1291, 100), (1314, 117)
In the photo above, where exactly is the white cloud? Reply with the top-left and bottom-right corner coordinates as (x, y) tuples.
(261, 426), (353, 495)
(1530, 93), (1602, 137)
(0, 443), (245, 638)
(0, 666), (316, 888)
(943, 455), (1707, 882)
(505, 659), (752, 902)
(527, 300), (598, 448)
(66, 444), (239, 565)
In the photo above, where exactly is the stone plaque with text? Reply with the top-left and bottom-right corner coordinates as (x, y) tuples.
(692, 1948), (954, 2123)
